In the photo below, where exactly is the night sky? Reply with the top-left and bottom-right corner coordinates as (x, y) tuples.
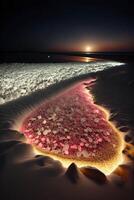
(0, 0), (134, 52)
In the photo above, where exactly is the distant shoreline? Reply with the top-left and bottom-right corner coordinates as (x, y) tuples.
(0, 51), (134, 63)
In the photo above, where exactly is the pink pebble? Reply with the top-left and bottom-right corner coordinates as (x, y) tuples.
(98, 138), (102, 142)
(38, 143), (43, 148)
(29, 134), (33, 139)
(80, 142), (84, 146)
(70, 144), (77, 149)
(35, 139), (39, 144)
(64, 150), (69, 155)
(41, 137), (45, 142)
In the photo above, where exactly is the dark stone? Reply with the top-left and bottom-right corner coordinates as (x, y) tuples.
(80, 166), (107, 184)
(125, 135), (132, 142)
(65, 163), (79, 184)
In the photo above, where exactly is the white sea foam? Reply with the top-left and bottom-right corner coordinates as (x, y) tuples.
(0, 61), (124, 104)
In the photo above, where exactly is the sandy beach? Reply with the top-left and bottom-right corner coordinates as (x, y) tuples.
(0, 60), (134, 200)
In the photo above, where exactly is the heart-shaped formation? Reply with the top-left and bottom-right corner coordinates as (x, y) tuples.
(19, 79), (124, 174)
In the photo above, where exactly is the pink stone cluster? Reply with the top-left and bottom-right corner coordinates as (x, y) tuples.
(21, 80), (116, 159)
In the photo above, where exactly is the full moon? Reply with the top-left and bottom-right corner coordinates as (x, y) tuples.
(85, 46), (92, 52)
